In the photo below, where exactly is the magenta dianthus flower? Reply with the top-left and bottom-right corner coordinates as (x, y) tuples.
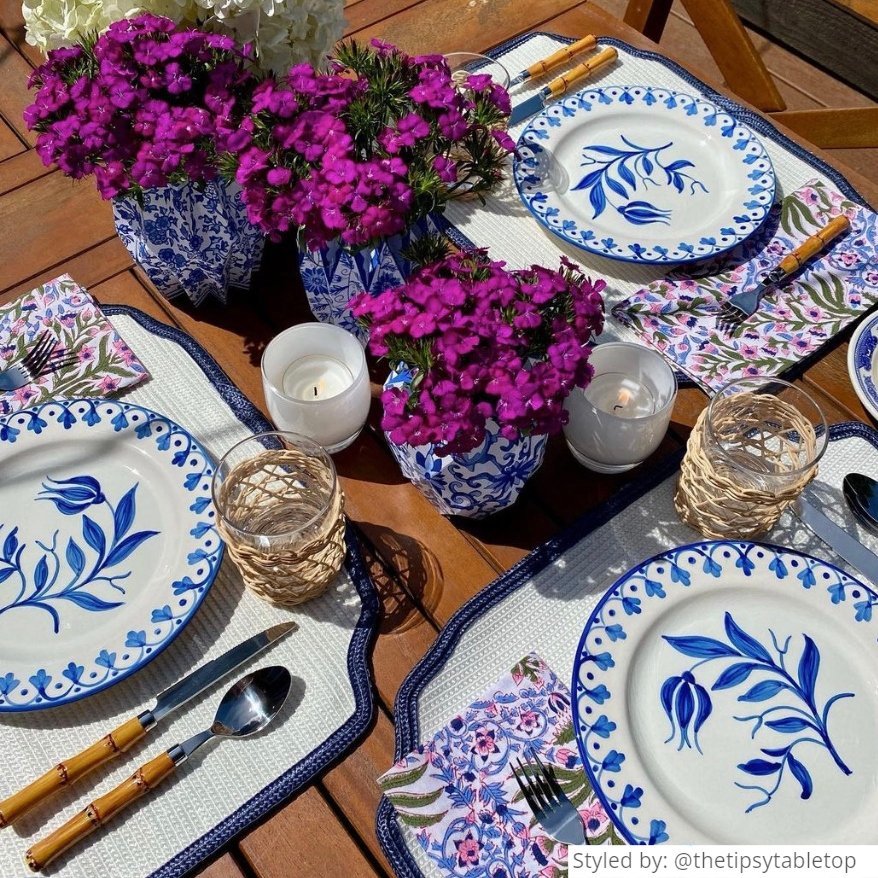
(352, 250), (605, 453)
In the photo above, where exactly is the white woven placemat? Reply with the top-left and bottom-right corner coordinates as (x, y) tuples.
(0, 309), (376, 878)
(443, 34), (869, 341)
(385, 424), (878, 876)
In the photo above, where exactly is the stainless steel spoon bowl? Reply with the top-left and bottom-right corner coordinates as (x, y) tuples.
(843, 473), (878, 535)
(27, 666), (293, 872)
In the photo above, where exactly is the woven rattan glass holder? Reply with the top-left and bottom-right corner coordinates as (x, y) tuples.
(212, 432), (346, 606)
(675, 378), (828, 539)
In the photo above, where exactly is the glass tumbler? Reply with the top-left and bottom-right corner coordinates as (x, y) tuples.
(444, 52), (511, 91)
(212, 432), (346, 605)
(675, 377), (828, 539)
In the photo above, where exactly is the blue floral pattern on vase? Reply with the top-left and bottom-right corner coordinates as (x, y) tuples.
(299, 214), (443, 342)
(112, 179), (264, 306)
(383, 369), (547, 519)
(573, 136), (708, 226)
(662, 612), (853, 813)
(0, 476), (158, 634)
(572, 540), (873, 844)
(0, 398), (223, 711)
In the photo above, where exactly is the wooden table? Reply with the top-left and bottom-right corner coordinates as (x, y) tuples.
(0, 2), (876, 876)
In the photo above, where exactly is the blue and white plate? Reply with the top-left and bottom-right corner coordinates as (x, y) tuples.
(848, 311), (878, 421)
(0, 399), (223, 712)
(572, 541), (878, 843)
(514, 85), (776, 264)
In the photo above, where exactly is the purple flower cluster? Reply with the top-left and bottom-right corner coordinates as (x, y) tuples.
(228, 40), (513, 249)
(353, 251), (605, 454)
(24, 14), (256, 198)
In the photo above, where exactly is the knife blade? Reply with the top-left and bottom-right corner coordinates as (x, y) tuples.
(796, 496), (878, 585)
(508, 46), (617, 126)
(0, 621), (296, 827)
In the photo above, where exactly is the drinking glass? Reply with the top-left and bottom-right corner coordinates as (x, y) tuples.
(444, 52), (511, 90)
(212, 432), (346, 605)
(675, 377), (828, 538)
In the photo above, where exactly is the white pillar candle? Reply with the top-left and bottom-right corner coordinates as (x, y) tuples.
(262, 324), (371, 454)
(563, 342), (677, 473)
(585, 373), (657, 419)
(282, 356), (354, 401)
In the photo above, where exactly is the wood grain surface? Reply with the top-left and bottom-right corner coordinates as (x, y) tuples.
(0, 2), (876, 877)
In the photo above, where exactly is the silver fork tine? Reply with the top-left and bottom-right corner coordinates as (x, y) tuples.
(532, 751), (563, 799)
(515, 758), (546, 813)
(529, 751), (561, 807)
(25, 338), (59, 378)
(512, 762), (539, 815)
(526, 749), (560, 807)
(41, 354), (77, 376)
(20, 332), (53, 369)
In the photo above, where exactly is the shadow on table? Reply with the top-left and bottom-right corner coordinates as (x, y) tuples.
(356, 524), (444, 630)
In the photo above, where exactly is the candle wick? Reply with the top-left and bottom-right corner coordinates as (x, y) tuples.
(313, 386), (319, 397)
(614, 404), (624, 411)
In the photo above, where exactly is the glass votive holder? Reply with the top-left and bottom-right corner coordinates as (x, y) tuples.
(261, 323), (370, 454)
(563, 342), (677, 473)
(212, 432), (346, 605)
(675, 377), (829, 539)
(444, 52), (511, 91)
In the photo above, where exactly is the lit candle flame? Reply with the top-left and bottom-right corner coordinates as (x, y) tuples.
(613, 388), (632, 411)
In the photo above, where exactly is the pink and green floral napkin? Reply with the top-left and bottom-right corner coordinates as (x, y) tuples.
(379, 654), (622, 878)
(612, 179), (878, 392)
(0, 274), (149, 414)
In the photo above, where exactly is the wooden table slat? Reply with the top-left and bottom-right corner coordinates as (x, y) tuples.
(239, 786), (385, 878)
(0, 32), (38, 145)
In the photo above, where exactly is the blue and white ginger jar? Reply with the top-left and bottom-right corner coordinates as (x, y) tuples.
(298, 214), (443, 343)
(112, 179), (264, 306)
(383, 368), (548, 519)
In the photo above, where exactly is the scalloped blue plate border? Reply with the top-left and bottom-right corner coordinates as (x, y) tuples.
(571, 539), (878, 844)
(848, 311), (878, 421)
(0, 397), (223, 713)
(513, 84), (776, 265)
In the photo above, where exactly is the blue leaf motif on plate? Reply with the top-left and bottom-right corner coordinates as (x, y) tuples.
(661, 612), (854, 812)
(0, 477), (159, 634)
(571, 136), (709, 227)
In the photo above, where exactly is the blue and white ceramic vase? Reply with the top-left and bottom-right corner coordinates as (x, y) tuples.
(383, 369), (548, 519)
(112, 180), (264, 306)
(298, 214), (443, 342)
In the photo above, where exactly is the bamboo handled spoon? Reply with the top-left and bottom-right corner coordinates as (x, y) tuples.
(25, 666), (292, 872)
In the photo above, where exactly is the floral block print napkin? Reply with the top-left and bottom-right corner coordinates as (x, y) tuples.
(379, 654), (622, 878)
(0, 274), (148, 414)
(612, 179), (878, 392)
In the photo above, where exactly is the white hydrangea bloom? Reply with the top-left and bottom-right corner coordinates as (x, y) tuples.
(23, 0), (344, 74)
(23, 0), (146, 50)
(193, 0), (345, 72)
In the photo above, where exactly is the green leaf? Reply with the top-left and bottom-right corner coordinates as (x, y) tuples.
(781, 197), (814, 237)
(379, 760), (429, 791)
(554, 719), (575, 746)
(395, 808), (448, 829)
(385, 787), (445, 810)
